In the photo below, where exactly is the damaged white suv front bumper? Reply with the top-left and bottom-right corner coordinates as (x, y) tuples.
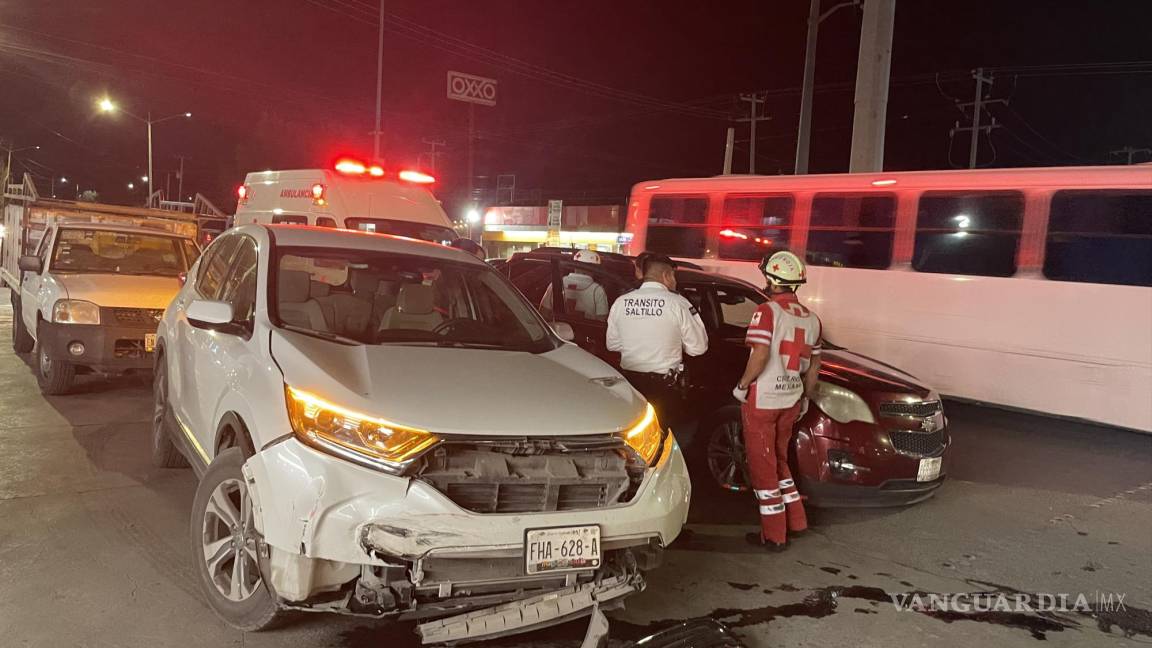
(241, 431), (691, 631)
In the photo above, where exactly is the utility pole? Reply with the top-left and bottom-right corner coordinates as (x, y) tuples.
(795, 0), (861, 175)
(372, 0), (385, 160)
(467, 104), (476, 200)
(420, 139), (446, 173)
(176, 155), (188, 201)
(1110, 146), (1151, 165)
(722, 127), (735, 174)
(848, 0), (896, 173)
(737, 93), (769, 174)
(951, 68), (1004, 168)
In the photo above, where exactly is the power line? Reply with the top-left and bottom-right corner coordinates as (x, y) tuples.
(302, 0), (732, 120)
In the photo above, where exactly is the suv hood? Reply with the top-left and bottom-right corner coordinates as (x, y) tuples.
(820, 348), (932, 399)
(54, 273), (181, 309)
(271, 330), (647, 436)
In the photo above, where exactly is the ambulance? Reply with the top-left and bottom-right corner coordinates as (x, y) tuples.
(232, 158), (456, 244)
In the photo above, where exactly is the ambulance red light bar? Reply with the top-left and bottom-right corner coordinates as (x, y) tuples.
(399, 170), (435, 184)
(335, 158), (367, 175)
(368, 165), (385, 177)
(311, 183), (326, 205)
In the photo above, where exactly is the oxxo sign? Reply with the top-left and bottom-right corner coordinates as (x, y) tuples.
(447, 71), (497, 107)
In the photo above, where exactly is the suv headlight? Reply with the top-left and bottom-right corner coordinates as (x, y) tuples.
(52, 299), (100, 325)
(621, 404), (665, 465)
(812, 382), (876, 424)
(286, 386), (439, 473)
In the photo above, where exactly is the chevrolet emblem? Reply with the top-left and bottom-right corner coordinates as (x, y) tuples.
(920, 416), (938, 433)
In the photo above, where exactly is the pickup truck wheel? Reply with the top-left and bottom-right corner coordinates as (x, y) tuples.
(10, 294), (34, 353)
(191, 448), (283, 631)
(35, 327), (76, 395)
(152, 359), (189, 468)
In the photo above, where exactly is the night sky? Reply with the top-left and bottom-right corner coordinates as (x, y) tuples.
(1, 0), (1149, 214)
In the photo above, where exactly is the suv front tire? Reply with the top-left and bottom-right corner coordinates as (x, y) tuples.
(190, 448), (282, 631)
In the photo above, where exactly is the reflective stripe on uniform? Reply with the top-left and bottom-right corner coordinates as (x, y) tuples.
(759, 504), (786, 515)
(754, 489), (781, 500)
(778, 479), (795, 488)
(745, 332), (772, 345)
(782, 492), (802, 503)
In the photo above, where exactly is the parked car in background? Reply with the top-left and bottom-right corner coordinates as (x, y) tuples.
(152, 225), (689, 641)
(501, 248), (950, 507)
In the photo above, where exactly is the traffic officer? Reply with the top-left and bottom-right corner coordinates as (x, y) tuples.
(607, 253), (708, 427)
(733, 250), (822, 551)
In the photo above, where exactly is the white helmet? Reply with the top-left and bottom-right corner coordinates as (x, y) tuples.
(573, 249), (602, 265)
(759, 250), (807, 287)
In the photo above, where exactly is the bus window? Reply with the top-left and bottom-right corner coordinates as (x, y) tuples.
(807, 194), (896, 269)
(719, 195), (793, 261)
(913, 191), (1023, 277)
(1044, 190), (1152, 287)
(646, 195), (708, 258)
(271, 214), (309, 225)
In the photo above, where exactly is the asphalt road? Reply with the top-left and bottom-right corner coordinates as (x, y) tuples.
(1, 292), (1149, 648)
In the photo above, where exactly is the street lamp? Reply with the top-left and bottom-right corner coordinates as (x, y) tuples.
(1, 144), (40, 188)
(97, 97), (191, 205)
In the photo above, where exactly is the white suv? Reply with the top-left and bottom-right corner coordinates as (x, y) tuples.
(153, 225), (690, 641)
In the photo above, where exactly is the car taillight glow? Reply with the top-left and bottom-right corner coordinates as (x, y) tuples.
(399, 170), (435, 184)
(335, 158), (367, 175)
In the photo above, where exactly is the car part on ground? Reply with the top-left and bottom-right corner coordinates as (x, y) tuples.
(416, 573), (640, 644)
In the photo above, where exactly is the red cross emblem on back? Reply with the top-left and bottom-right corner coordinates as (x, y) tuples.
(779, 327), (810, 371)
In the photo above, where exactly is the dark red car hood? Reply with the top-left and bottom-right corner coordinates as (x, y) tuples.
(819, 348), (932, 399)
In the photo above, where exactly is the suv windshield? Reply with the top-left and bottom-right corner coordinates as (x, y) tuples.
(51, 228), (195, 276)
(274, 247), (556, 352)
(345, 218), (456, 245)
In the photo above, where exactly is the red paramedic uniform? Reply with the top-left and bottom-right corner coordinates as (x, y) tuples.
(742, 291), (822, 544)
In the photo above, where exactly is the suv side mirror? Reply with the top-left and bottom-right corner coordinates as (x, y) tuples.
(552, 321), (575, 342)
(18, 255), (42, 273)
(187, 299), (235, 329)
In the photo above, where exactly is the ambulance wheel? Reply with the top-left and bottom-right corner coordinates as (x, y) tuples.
(191, 448), (283, 631)
(696, 408), (751, 495)
(11, 294), (34, 353)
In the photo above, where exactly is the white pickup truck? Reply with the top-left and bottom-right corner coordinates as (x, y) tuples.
(2, 175), (201, 393)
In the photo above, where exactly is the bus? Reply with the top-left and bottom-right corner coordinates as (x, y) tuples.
(623, 166), (1152, 432)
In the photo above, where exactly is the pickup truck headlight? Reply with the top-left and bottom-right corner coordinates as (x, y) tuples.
(285, 386), (439, 473)
(621, 404), (665, 465)
(52, 299), (100, 325)
(812, 382), (876, 424)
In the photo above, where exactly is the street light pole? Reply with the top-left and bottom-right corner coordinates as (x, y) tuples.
(2, 144), (40, 190)
(147, 113), (154, 206)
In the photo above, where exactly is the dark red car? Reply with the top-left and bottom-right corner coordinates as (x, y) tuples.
(501, 249), (949, 507)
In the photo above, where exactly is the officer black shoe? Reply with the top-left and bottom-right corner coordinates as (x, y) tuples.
(746, 532), (787, 552)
